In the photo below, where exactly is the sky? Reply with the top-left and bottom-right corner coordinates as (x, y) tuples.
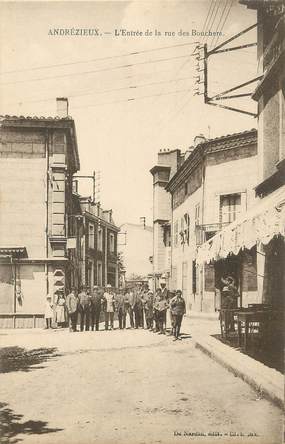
(0, 0), (258, 226)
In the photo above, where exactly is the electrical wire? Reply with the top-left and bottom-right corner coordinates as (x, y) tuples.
(0, 54), (193, 86)
(71, 87), (192, 110)
(213, 0), (234, 48)
(4, 76), (193, 106)
(201, 0), (215, 34)
(205, 0), (221, 45)
(202, 0), (218, 42)
(209, 0), (228, 49)
(0, 42), (199, 76)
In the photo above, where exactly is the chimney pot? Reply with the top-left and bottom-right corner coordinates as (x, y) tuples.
(56, 97), (69, 118)
(194, 134), (206, 147)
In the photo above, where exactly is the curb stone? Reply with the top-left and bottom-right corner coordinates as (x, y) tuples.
(192, 335), (284, 410)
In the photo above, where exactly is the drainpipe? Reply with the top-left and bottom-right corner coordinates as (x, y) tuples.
(45, 130), (50, 296)
(104, 227), (108, 285)
(200, 161), (206, 312)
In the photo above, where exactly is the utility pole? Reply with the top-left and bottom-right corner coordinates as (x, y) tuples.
(73, 170), (101, 204)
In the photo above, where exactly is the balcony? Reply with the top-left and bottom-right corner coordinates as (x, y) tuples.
(195, 222), (230, 246)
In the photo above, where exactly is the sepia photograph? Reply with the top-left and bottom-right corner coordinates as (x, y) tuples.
(0, 0), (284, 443)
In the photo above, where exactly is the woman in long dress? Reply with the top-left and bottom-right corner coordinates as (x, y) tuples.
(55, 290), (66, 328)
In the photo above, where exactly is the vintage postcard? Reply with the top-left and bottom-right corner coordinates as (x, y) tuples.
(0, 1), (284, 443)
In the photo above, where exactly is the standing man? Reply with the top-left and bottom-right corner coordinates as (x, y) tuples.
(116, 290), (126, 329)
(170, 290), (186, 341)
(155, 291), (168, 335)
(90, 286), (103, 331)
(78, 286), (91, 332)
(153, 288), (161, 332)
(133, 288), (144, 329)
(103, 284), (115, 330)
(160, 276), (169, 330)
(144, 290), (154, 330)
(66, 287), (78, 332)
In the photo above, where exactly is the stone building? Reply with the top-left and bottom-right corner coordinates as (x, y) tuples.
(150, 150), (182, 289)
(0, 98), (80, 327)
(165, 130), (258, 313)
(78, 197), (120, 289)
(196, 0), (285, 315)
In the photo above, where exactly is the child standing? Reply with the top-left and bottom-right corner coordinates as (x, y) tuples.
(44, 295), (53, 329)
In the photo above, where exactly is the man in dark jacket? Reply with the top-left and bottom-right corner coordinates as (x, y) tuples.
(90, 286), (103, 331)
(133, 290), (144, 329)
(116, 291), (126, 329)
(170, 290), (186, 340)
(78, 286), (92, 331)
(154, 291), (168, 334)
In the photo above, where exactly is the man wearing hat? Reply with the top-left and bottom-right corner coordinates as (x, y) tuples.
(90, 285), (103, 331)
(170, 290), (186, 340)
(78, 286), (92, 331)
(159, 275), (169, 330)
(66, 287), (78, 332)
(103, 284), (115, 330)
(116, 289), (127, 329)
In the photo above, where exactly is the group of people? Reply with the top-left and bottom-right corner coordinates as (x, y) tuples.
(44, 282), (186, 341)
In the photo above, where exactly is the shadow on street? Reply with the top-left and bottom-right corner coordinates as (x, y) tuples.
(0, 402), (63, 444)
(0, 347), (61, 373)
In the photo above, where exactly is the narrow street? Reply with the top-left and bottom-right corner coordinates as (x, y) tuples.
(0, 325), (282, 444)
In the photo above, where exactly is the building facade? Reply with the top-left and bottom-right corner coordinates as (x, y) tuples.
(165, 130), (258, 313)
(0, 99), (80, 327)
(196, 1), (285, 317)
(150, 149), (182, 289)
(78, 198), (120, 289)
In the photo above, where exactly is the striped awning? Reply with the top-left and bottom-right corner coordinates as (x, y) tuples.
(196, 185), (285, 265)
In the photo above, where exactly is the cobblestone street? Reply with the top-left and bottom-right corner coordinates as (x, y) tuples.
(0, 325), (282, 444)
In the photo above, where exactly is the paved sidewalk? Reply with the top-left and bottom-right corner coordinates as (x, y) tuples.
(183, 314), (284, 409)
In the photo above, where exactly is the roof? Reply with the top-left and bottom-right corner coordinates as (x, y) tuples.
(0, 114), (80, 172)
(239, 0), (284, 8)
(166, 129), (257, 192)
(0, 246), (28, 258)
(120, 222), (153, 233)
(0, 115), (73, 122)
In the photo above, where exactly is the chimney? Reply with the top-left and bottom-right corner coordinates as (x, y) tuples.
(194, 134), (206, 147)
(56, 97), (69, 117)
